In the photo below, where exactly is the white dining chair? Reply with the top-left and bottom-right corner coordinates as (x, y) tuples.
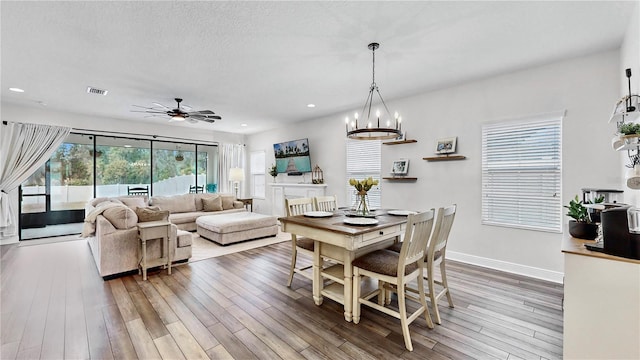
(313, 195), (338, 212)
(352, 210), (436, 351)
(285, 197), (316, 287)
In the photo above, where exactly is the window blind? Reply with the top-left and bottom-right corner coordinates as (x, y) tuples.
(345, 139), (382, 209)
(481, 112), (563, 232)
(250, 151), (265, 198)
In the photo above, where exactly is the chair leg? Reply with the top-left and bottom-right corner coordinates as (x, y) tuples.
(377, 280), (385, 306)
(397, 283), (413, 351)
(440, 260), (454, 308)
(418, 270), (435, 329)
(427, 267), (441, 325)
(353, 268), (362, 324)
(286, 239), (297, 287)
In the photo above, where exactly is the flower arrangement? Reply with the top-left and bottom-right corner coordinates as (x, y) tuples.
(268, 164), (278, 178)
(349, 177), (379, 215)
(349, 177), (379, 194)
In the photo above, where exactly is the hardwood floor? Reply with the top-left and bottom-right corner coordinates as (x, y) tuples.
(0, 238), (564, 359)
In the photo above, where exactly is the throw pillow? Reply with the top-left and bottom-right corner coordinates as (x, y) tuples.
(202, 196), (223, 212)
(135, 206), (170, 222)
(102, 206), (138, 229)
(118, 196), (147, 210)
(221, 194), (235, 210)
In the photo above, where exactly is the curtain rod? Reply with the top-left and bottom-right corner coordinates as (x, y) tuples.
(65, 127), (219, 146)
(3, 121), (222, 146)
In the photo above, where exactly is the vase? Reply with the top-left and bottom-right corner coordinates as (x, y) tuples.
(355, 191), (370, 216)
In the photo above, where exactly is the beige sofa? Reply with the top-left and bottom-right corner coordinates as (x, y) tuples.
(85, 193), (246, 278)
(149, 193), (246, 231)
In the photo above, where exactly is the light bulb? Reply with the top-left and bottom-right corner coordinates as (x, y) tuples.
(345, 117), (349, 124)
(368, 122), (372, 128)
(376, 110), (380, 118)
(394, 112), (399, 119)
(386, 120), (390, 127)
(354, 112), (359, 120)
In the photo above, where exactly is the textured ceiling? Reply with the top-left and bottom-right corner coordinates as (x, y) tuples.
(1, 1), (636, 135)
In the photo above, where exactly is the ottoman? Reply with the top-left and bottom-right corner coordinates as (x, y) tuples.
(196, 212), (278, 245)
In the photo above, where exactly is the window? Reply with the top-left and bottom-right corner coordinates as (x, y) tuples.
(482, 111), (563, 232)
(346, 139), (382, 209)
(250, 151), (266, 199)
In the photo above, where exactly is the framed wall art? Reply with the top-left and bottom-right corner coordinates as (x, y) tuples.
(436, 137), (457, 154)
(391, 158), (409, 175)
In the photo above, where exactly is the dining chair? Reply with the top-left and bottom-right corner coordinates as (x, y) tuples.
(387, 204), (457, 324)
(423, 204), (457, 324)
(313, 195), (338, 212)
(352, 210), (436, 351)
(127, 185), (149, 196)
(285, 197), (316, 287)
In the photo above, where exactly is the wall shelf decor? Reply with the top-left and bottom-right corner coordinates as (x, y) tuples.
(383, 139), (417, 145)
(383, 177), (418, 181)
(423, 155), (466, 161)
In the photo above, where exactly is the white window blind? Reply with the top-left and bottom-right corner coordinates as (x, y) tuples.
(482, 112), (563, 232)
(250, 151), (265, 198)
(346, 139), (381, 209)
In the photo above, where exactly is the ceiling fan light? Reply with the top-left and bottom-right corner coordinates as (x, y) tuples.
(171, 114), (185, 121)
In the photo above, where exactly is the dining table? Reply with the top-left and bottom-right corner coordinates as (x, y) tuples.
(279, 210), (409, 322)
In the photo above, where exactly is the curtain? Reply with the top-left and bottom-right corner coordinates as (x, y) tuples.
(0, 122), (71, 236)
(218, 143), (245, 194)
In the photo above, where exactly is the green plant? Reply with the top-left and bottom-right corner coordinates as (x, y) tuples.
(586, 195), (605, 204)
(564, 195), (591, 223)
(268, 164), (278, 178)
(618, 122), (640, 135)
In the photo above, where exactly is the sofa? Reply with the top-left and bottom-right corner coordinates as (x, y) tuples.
(85, 193), (246, 278)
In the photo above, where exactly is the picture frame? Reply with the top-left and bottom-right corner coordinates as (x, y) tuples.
(391, 158), (409, 175)
(436, 136), (457, 154)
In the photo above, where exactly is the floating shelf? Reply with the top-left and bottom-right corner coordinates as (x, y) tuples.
(382, 139), (417, 145)
(383, 177), (418, 181)
(423, 155), (466, 161)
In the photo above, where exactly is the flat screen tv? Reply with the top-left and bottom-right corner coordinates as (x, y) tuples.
(273, 138), (312, 175)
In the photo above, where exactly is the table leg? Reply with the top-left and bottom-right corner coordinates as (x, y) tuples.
(313, 240), (323, 305)
(343, 251), (355, 322)
(166, 229), (172, 275)
(141, 239), (147, 281)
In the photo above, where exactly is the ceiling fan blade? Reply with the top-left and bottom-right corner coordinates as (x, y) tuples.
(189, 110), (215, 115)
(131, 110), (167, 114)
(191, 115), (221, 121)
(152, 102), (171, 109)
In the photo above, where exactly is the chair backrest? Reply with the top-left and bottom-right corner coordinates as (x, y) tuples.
(397, 209), (436, 276)
(427, 204), (457, 263)
(128, 185), (149, 196)
(314, 195), (338, 212)
(189, 185), (204, 194)
(285, 197), (315, 216)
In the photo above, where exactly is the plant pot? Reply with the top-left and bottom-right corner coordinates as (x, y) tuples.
(568, 220), (599, 240)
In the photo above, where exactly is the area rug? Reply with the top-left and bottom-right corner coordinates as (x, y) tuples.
(189, 230), (291, 263)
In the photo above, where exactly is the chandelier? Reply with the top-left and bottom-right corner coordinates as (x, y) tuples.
(345, 42), (403, 140)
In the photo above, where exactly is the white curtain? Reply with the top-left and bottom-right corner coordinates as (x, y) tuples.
(218, 143), (245, 194)
(0, 122), (71, 236)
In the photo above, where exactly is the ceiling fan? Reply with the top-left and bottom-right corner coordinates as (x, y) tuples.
(132, 98), (221, 124)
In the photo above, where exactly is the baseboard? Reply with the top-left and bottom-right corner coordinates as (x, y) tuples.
(447, 251), (564, 284)
(0, 235), (19, 246)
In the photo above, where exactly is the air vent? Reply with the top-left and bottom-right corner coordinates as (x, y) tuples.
(86, 86), (108, 96)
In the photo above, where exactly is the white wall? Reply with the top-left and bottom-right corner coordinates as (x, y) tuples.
(0, 104), (245, 244)
(620, 2), (640, 205)
(247, 50), (623, 282)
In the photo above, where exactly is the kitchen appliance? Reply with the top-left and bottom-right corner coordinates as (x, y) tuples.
(592, 205), (640, 260)
(581, 188), (624, 223)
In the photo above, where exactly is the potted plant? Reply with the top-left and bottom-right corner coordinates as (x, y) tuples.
(268, 164), (278, 181)
(564, 195), (599, 240)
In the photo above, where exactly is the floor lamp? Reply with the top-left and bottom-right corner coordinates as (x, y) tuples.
(229, 167), (244, 199)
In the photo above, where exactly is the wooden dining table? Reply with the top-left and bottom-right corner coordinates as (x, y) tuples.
(279, 211), (408, 322)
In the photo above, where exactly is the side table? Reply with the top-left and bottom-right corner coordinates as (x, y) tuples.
(137, 220), (172, 281)
(237, 198), (253, 212)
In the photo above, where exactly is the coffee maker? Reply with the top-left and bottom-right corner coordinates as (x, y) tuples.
(597, 206), (640, 260)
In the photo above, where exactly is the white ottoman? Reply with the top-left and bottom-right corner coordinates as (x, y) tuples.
(196, 212), (278, 245)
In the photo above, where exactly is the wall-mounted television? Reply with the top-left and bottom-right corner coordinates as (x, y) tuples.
(273, 138), (312, 175)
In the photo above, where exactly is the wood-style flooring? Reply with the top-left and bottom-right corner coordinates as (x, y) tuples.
(0, 238), (564, 359)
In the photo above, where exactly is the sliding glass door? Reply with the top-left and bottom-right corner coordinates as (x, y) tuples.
(19, 132), (218, 239)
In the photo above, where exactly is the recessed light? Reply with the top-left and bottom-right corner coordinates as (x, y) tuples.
(124, 145), (132, 148)
(9, 87), (24, 93)
(241, 124), (248, 127)
(307, 104), (316, 108)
